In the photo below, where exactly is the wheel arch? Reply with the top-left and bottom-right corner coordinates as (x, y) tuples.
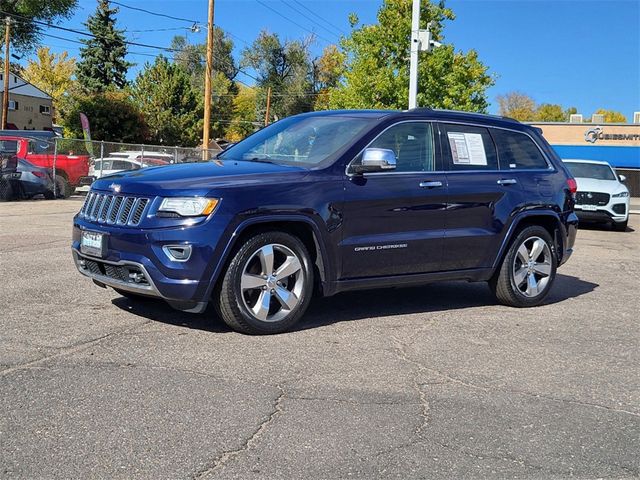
(492, 211), (564, 272)
(208, 215), (333, 299)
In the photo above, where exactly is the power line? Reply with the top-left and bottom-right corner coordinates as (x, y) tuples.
(291, 0), (348, 36)
(254, 0), (335, 45)
(110, 0), (198, 24)
(0, 10), (179, 53)
(281, 0), (342, 40)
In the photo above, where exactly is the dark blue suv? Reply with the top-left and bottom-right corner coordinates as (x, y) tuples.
(72, 109), (578, 334)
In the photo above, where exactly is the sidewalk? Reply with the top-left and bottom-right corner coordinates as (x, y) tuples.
(631, 197), (640, 215)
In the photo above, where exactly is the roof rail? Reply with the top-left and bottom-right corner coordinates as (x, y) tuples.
(407, 107), (521, 124)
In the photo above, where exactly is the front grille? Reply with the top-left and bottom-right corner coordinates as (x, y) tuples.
(80, 258), (150, 286)
(79, 192), (150, 226)
(612, 203), (626, 215)
(575, 191), (609, 206)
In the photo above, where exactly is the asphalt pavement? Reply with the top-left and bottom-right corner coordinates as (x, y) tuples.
(1, 198), (638, 479)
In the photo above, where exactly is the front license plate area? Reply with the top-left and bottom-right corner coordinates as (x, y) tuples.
(80, 231), (105, 257)
(582, 204), (598, 211)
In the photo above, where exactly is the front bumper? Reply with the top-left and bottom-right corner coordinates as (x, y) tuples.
(72, 212), (232, 310)
(574, 202), (629, 223)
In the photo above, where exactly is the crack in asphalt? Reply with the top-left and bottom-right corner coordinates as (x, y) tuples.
(0, 320), (151, 377)
(287, 394), (419, 406)
(390, 335), (640, 419)
(191, 385), (286, 479)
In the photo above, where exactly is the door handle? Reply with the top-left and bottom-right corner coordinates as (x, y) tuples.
(419, 181), (443, 189)
(497, 178), (518, 186)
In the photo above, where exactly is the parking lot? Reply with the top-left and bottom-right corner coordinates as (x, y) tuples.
(1, 198), (638, 479)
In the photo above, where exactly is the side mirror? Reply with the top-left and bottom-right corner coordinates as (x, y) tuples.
(353, 148), (397, 174)
(618, 174), (626, 183)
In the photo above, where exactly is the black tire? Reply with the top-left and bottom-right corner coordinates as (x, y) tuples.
(490, 225), (557, 307)
(0, 178), (13, 201)
(44, 190), (55, 200)
(55, 175), (74, 198)
(612, 220), (628, 232)
(215, 231), (314, 334)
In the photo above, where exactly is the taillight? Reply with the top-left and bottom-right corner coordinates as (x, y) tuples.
(566, 178), (577, 195)
(32, 171), (46, 178)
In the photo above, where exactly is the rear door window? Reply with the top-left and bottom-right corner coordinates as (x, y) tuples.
(491, 129), (549, 170)
(441, 124), (498, 171)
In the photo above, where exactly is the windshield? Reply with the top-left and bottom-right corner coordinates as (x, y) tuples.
(565, 162), (616, 181)
(219, 115), (375, 167)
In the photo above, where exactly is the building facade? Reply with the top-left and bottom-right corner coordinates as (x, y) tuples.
(530, 121), (640, 196)
(0, 72), (53, 131)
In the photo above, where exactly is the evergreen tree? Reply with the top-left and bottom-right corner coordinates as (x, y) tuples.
(76, 0), (131, 93)
(131, 56), (201, 146)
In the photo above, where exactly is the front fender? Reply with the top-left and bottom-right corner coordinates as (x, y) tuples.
(201, 213), (335, 300)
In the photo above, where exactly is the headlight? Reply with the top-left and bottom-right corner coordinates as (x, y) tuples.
(158, 197), (219, 217)
(612, 191), (629, 198)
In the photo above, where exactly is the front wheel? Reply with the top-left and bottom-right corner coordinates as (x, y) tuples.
(490, 226), (557, 307)
(55, 175), (74, 198)
(215, 231), (314, 334)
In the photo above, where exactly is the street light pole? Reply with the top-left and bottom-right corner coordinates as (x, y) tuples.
(2, 17), (11, 130)
(408, 0), (420, 110)
(202, 0), (215, 160)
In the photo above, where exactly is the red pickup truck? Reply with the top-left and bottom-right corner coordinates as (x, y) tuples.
(0, 136), (90, 197)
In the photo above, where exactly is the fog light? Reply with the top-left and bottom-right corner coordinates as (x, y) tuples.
(129, 272), (145, 283)
(79, 259), (87, 269)
(162, 245), (192, 262)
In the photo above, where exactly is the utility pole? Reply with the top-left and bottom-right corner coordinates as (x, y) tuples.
(408, 0), (442, 110)
(202, 0), (215, 160)
(264, 86), (272, 126)
(408, 0), (420, 110)
(2, 17), (11, 130)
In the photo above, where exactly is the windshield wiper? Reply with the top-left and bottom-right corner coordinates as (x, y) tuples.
(246, 156), (278, 164)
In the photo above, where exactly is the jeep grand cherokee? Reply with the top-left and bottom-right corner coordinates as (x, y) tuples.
(72, 109), (578, 334)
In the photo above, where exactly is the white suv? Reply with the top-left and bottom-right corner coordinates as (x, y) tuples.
(563, 159), (630, 231)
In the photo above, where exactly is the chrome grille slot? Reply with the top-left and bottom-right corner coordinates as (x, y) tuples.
(98, 195), (113, 222)
(91, 195), (105, 220)
(108, 196), (124, 223)
(119, 197), (135, 224)
(130, 198), (149, 225)
(78, 192), (151, 226)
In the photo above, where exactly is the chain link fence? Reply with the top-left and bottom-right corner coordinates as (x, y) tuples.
(0, 135), (222, 201)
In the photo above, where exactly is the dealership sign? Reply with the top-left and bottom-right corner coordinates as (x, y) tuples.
(585, 126), (640, 143)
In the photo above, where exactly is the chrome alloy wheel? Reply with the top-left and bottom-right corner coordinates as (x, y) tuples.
(240, 243), (304, 322)
(512, 236), (552, 298)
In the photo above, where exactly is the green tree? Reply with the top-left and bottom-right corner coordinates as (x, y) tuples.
(594, 109), (627, 123)
(131, 56), (201, 146)
(496, 91), (537, 121)
(61, 90), (147, 142)
(227, 84), (258, 141)
(313, 44), (345, 111)
(22, 47), (76, 122)
(242, 31), (315, 121)
(0, 0), (77, 52)
(328, 0), (493, 112)
(171, 32), (237, 139)
(76, 0), (132, 93)
(535, 103), (566, 122)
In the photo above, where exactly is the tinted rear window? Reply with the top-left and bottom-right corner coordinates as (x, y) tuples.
(491, 129), (548, 170)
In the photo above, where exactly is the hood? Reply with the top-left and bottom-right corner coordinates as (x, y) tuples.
(90, 160), (308, 197)
(574, 177), (625, 194)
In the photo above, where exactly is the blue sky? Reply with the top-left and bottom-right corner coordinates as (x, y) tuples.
(32, 0), (640, 119)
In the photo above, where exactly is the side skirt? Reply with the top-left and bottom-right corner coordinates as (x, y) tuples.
(323, 268), (495, 296)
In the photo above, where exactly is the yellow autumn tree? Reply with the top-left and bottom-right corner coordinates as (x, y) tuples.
(22, 47), (76, 122)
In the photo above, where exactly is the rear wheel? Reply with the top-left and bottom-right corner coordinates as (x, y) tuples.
(55, 175), (74, 198)
(215, 231), (314, 334)
(490, 226), (557, 307)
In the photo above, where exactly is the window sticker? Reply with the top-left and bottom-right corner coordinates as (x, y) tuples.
(447, 132), (487, 166)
